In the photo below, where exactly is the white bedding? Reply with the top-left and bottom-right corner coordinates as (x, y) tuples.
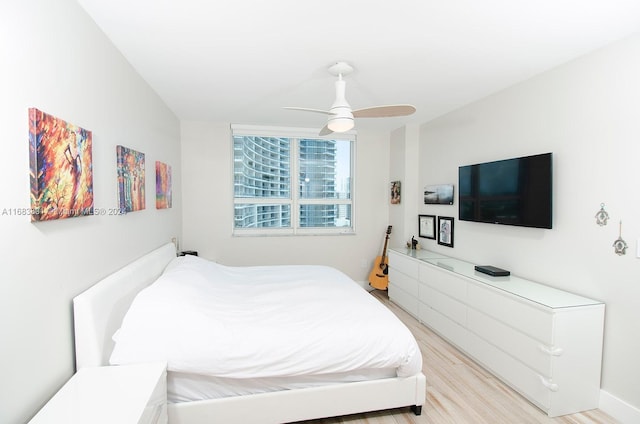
(110, 256), (422, 400)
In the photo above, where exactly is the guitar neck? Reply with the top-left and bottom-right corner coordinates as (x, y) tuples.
(381, 237), (390, 260)
(378, 226), (392, 265)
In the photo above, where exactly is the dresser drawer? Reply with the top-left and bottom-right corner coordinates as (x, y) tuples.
(467, 331), (551, 412)
(388, 283), (419, 317)
(389, 251), (420, 279)
(419, 264), (467, 300)
(388, 268), (419, 297)
(420, 283), (466, 326)
(467, 308), (552, 377)
(419, 305), (469, 352)
(467, 283), (553, 345)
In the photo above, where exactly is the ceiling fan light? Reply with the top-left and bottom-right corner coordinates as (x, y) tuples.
(328, 116), (354, 132)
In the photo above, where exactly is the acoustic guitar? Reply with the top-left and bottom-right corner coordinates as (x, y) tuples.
(368, 226), (392, 290)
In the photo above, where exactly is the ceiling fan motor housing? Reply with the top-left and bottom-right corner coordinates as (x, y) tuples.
(328, 79), (354, 132)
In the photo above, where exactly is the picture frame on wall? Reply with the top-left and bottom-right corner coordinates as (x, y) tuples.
(390, 181), (401, 204)
(418, 214), (436, 239)
(424, 184), (454, 205)
(438, 216), (454, 248)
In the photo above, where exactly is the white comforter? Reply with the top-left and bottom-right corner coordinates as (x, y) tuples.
(110, 256), (422, 381)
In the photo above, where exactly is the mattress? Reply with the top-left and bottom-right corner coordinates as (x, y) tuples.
(110, 255), (422, 402)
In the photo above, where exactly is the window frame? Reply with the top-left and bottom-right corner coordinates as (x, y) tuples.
(231, 124), (356, 236)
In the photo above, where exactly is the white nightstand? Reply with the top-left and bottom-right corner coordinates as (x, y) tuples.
(29, 362), (167, 424)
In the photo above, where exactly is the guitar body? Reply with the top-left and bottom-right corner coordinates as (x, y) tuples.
(368, 226), (392, 290)
(368, 255), (389, 290)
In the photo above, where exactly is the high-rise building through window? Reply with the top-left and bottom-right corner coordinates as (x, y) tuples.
(232, 127), (353, 235)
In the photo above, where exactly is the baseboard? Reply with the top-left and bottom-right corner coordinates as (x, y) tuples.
(600, 389), (640, 424)
(357, 280), (376, 292)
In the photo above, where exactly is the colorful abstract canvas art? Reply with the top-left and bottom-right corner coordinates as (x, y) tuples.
(116, 145), (146, 213)
(29, 108), (94, 222)
(155, 161), (172, 209)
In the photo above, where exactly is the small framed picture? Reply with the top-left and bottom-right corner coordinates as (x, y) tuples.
(424, 184), (454, 205)
(418, 214), (436, 239)
(390, 181), (401, 204)
(437, 216), (454, 248)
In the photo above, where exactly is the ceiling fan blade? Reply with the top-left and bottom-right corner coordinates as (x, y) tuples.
(283, 107), (332, 115)
(319, 125), (333, 136)
(352, 104), (416, 118)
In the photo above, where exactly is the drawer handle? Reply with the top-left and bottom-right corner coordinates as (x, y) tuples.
(539, 344), (564, 356)
(539, 376), (559, 392)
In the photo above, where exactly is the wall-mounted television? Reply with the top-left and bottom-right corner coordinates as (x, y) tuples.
(458, 152), (552, 229)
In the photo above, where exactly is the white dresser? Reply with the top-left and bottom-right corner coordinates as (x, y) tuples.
(388, 248), (605, 417)
(29, 362), (167, 424)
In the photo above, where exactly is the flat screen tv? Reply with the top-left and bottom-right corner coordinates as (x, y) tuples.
(458, 152), (552, 229)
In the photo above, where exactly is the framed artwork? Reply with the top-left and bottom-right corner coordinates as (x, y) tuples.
(29, 108), (94, 222)
(390, 181), (401, 204)
(438, 216), (454, 248)
(116, 145), (146, 213)
(418, 214), (436, 239)
(155, 161), (172, 209)
(424, 184), (454, 205)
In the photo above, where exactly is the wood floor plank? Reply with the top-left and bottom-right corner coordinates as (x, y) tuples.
(294, 289), (618, 424)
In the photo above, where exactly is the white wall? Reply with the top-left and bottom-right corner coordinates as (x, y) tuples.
(406, 33), (640, 419)
(181, 122), (390, 283)
(389, 124), (422, 249)
(389, 127), (407, 247)
(0, 1), (181, 423)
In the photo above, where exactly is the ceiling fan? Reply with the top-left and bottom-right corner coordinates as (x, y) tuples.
(284, 62), (416, 136)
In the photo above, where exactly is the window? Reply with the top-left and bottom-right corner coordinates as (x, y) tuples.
(232, 125), (354, 235)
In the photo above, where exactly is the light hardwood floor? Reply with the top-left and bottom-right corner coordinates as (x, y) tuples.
(296, 289), (617, 424)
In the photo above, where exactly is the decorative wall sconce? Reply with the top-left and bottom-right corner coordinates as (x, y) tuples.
(595, 203), (609, 226)
(613, 221), (628, 256)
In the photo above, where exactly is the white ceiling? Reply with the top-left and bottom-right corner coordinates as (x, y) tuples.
(77, 0), (640, 134)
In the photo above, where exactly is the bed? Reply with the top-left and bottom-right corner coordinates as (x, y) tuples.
(73, 243), (426, 424)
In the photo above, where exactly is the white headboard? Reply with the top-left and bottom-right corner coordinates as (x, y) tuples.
(73, 243), (177, 369)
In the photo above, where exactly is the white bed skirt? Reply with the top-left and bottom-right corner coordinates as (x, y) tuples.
(167, 368), (397, 402)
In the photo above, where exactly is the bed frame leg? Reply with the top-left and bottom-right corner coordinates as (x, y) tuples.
(411, 405), (422, 415)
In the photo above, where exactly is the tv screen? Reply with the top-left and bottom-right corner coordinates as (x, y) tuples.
(458, 153), (552, 229)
